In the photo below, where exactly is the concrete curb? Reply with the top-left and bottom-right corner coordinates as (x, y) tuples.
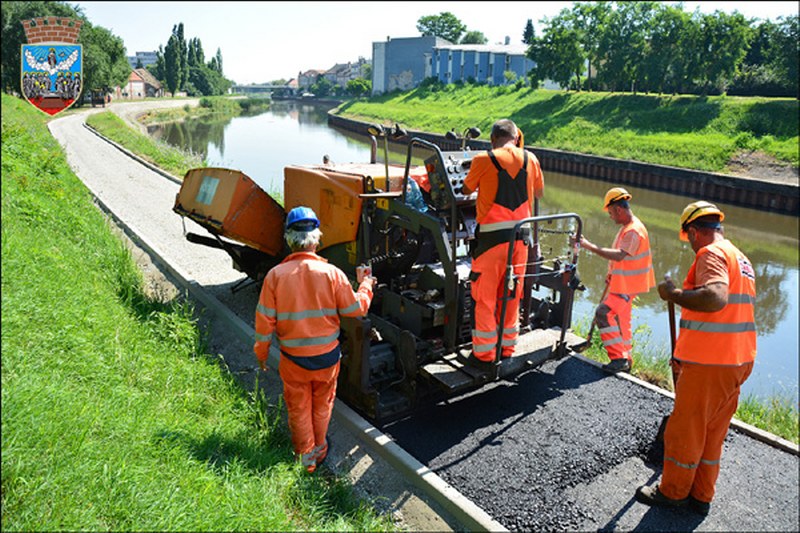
(571, 353), (799, 456)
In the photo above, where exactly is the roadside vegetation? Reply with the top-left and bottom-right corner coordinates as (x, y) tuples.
(138, 95), (272, 126)
(336, 83), (799, 173)
(1, 92), (394, 530)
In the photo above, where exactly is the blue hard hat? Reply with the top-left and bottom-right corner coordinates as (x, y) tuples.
(286, 206), (320, 230)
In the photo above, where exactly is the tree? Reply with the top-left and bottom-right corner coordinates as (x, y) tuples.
(416, 12), (465, 43)
(187, 64), (230, 96)
(461, 30), (487, 44)
(214, 48), (223, 75)
(135, 57), (143, 69)
(78, 22), (130, 98)
(523, 19), (535, 45)
(695, 11), (752, 94)
(175, 22), (188, 90)
(346, 77), (371, 97)
(569, 1), (611, 91)
(770, 15), (798, 96)
(164, 33), (180, 95)
(527, 14), (585, 90)
(640, 3), (690, 94)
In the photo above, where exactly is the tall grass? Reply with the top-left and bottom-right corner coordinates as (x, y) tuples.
(337, 84), (799, 171)
(1, 93), (393, 531)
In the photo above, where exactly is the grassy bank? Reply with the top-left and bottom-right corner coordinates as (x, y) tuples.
(337, 84), (799, 172)
(86, 111), (203, 177)
(1, 93), (392, 530)
(139, 95), (271, 125)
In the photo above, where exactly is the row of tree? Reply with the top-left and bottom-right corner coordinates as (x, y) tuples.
(525, 2), (798, 97)
(147, 23), (231, 97)
(416, 5), (798, 97)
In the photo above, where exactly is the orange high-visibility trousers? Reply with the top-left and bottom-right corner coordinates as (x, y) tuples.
(278, 356), (339, 472)
(659, 361), (753, 503)
(471, 240), (527, 361)
(595, 292), (632, 361)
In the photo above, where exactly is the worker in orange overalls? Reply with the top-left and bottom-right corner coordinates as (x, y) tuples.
(635, 201), (756, 516)
(576, 187), (655, 373)
(254, 206), (375, 473)
(461, 119), (544, 368)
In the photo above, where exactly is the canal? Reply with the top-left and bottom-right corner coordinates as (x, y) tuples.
(148, 101), (799, 405)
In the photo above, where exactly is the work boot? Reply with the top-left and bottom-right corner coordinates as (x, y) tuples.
(602, 358), (631, 374)
(465, 353), (494, 371)
(635, 484), (688, 508)
(316, 438), (331, 469)
(688, 495), (711, 516)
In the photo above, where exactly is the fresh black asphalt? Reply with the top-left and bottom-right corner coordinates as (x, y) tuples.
(381, 355), (799, 531)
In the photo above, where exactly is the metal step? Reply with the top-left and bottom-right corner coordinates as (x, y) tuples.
(420, 327), (585, 392)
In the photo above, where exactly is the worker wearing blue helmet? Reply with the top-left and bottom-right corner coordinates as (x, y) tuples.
(254, 206), (376, 472)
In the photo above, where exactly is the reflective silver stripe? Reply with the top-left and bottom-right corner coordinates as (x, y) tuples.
(599, 326), (620, 335)
(610, 266), (654, 276)
(502, 338), (517, 347)
(728, 293), (755, 305)
(700, 458), (720, 466)
(480, 220), (519, 232)
(472, 329), (496, 339)
(254, 333), (272, 342)
(603, 337), (624, 347)
(339, 301), (361, 315)
(624, 250), (651, 261)
(301, 451), (316, 467)
(666, 456), (698, 470)
(473, 342), (495, 353)
(502, 327), (519, 335)
(256, 303), (276, 317)
(280, 331), (339, 348)
(277, 308), (337, 320)
(680, 319), (756, 333)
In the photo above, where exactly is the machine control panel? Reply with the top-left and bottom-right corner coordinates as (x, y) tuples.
(424, 151), (478, 210)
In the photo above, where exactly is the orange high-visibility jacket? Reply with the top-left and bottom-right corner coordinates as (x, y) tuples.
(254, 251), (373, 361)
(675, 239), (756, 366)
(608, 216), (656, 295)
(464, 146), (544, 231)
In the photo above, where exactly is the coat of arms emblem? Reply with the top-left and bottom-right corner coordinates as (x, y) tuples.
(21, 17), (83, 116)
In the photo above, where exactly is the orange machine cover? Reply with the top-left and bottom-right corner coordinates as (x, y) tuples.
(173, 167), (285, 255)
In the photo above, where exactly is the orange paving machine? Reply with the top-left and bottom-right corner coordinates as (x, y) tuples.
(174, 124), (587, 425)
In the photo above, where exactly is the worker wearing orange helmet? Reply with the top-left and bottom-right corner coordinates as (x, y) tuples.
(636, 201), (756, 516)
(576, 187), (656, 373)
(254, 206), (375, 473)
(461, 119), (544, 368)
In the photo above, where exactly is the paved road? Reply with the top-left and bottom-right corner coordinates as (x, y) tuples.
(49, 102), (799, 532)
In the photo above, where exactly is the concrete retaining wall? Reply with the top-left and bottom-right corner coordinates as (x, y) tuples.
(328, 113), (798, 216)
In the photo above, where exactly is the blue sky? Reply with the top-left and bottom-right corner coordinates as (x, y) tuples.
(75, 1), (799, 85)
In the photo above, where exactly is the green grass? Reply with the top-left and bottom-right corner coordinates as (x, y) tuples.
(572, 318), (799, 444)
(140, 96), (272, 125)
(1, 92), (394, 531)
(86, 111), (204, 178)
(336, 84), (799, 172)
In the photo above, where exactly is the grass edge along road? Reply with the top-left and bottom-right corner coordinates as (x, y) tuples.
(1, 93), (394, 531)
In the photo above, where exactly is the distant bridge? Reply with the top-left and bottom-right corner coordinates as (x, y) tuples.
(231, 84), (295, 95)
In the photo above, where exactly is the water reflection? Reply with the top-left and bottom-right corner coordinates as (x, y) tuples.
(147, 101), (799, 403)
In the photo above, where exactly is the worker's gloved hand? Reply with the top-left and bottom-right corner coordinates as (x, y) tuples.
(356, 264), (372, 283)
(658, 274), (677, 302)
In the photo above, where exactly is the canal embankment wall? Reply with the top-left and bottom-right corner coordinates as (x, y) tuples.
(328, 113), (798, 216)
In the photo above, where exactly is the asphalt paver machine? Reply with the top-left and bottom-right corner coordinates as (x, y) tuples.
(173, 124), (587, 425)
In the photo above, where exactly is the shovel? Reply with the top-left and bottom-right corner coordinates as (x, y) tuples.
(655, 299), (678, 442)
(572, 279), (610, 353)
